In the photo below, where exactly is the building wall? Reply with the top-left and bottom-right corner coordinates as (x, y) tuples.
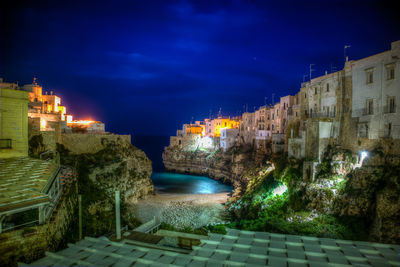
(220, 128), (239, 151)
(288, 133), (305, 159)
(351, 41), (400, 139)
(239, 112), (255, 144)
(0, 88), (29, 158)
(61, 133), (131, 154)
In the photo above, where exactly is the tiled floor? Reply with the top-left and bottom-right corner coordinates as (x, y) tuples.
(26, 228), (400, 266)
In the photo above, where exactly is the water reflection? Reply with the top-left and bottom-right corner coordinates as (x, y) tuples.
(151, 172), (233, 194)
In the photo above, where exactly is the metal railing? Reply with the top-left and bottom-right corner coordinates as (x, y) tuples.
(309, 112), (336, 118)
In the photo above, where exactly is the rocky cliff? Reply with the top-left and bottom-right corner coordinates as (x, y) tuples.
(164, 142), (400, 244)
(58, 134), (153, 236)
(163, 145), (270, 197)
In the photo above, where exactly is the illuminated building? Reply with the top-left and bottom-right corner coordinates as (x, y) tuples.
(0, 80), (29, 158)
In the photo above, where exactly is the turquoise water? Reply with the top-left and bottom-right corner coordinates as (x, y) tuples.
(151, 172), (233, 194)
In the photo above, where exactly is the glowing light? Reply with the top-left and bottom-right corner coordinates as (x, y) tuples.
(66, 115), (73, 123)
(40, 119), (47, 130)
(68, 120), (95, 125)
(198, 136), (213, 149)
(272, 184), (287, 196)
(360, 150), (368, 166)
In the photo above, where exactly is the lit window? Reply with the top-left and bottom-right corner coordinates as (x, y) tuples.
(366, 99), (373, 115)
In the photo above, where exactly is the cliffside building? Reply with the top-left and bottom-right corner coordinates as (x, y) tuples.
(0, 80), (29, 158)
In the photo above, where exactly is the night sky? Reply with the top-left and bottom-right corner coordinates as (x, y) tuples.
(2, 0), (400, 136)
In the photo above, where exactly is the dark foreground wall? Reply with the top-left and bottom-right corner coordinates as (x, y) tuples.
(0, 179), (78, 266)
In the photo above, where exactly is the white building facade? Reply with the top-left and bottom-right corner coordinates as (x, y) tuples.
(351, 40), (400, 139)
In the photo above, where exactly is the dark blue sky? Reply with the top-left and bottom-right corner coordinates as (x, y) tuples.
(2, 0), (399, 136)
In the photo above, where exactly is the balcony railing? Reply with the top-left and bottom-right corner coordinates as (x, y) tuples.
(309, 112), (336, 118)
(362, 108), (374, 116)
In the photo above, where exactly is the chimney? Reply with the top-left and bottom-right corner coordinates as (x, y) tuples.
(325, 70), (328, 75)
(50, 91), (53, 95)
(346, 56), (349, 62)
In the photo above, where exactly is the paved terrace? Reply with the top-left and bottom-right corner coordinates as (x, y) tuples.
(0, 157), (59, 214)
(26, 228), (399, 266)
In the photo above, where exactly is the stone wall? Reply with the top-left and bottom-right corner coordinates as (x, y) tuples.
(61, 133), (131, 154)
(0, 179), (78, 266)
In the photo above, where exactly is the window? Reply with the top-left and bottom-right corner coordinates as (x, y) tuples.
(326, 106), (330, 116)
(295, 111), (298, 117)
(388, 123), (392, 137)
(0, 139), (12, 149)
(314, 87), (317, 95)
(272, 113), (274, 120)
(326, 83), (329, 92)
(366, 99), (373, 115)
(272, 124), (274, 130)
(366, 69), (374, 84)
(387, 96), (396, 113)
(386, 64), (395, 80)
(304, 93), (307, 98)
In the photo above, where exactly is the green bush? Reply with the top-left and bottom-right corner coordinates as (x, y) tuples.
(209, 225), (227, 235)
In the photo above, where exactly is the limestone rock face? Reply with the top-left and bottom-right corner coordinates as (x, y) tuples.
(296, 150), (400, 244)
(334, 159), (400, 243)
(85, 142), (154, 203)
(59, 136), (153, 235)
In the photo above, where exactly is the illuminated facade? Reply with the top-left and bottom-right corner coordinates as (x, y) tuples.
(209, 117), (239, 137)
(0, 81), (29, 158)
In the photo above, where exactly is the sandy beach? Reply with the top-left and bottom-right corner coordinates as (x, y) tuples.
(129, 193), (231, 229)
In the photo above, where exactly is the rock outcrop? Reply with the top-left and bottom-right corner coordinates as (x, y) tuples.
(58, 134), (153, 235)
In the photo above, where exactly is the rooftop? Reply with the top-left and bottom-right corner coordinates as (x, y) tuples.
(26, 228), (399, 266)
(0, 157), (59, 214)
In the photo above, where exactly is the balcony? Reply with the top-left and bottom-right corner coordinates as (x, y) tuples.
(362, 108), (374, 116)
(308, 112), (336, 119)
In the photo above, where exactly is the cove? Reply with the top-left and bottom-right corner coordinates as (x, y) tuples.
(151, 172), (233, 194)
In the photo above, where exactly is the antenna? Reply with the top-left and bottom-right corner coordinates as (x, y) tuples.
(309, 64), (315, 81)
(344, 45), (351, 62)
(218, 108), (222, 118)
(303, 74), (308, 83)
